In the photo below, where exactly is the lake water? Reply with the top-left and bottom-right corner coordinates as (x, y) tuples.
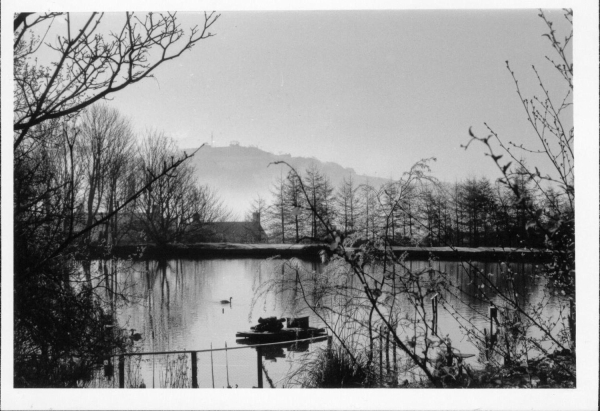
(89, 257), (565, 388)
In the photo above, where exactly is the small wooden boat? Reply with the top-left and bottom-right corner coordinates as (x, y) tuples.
(236, 316), (327, 343)
(236, 327), (327, 342)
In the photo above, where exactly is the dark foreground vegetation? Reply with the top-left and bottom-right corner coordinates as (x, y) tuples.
(290, 340), (574, 388)
(13, 11), (221, 387)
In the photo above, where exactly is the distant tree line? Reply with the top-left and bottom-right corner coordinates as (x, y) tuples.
(17, 103), (231, 255)
(253, 161), (570, 249)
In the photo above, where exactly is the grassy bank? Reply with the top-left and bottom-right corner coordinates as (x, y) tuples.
(94, 243), (550, 261)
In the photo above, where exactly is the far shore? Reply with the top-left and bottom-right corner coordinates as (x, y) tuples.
(91, 243), (551, 262)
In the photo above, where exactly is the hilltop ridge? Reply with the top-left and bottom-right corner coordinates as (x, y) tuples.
(181, 144), (390, 218)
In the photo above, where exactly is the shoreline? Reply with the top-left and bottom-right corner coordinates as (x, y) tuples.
(91, 243), (551, 262)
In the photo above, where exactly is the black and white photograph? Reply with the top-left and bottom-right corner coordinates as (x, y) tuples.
(2, 0), (598, 410)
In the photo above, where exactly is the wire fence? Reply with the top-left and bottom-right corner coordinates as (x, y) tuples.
(92, 335), (330, 389)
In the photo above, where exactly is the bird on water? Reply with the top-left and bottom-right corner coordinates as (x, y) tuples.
(130, 329), (142, 341)
(221, 297), (232, 304)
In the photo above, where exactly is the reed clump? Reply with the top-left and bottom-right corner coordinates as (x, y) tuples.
(292, 344), (371, 388)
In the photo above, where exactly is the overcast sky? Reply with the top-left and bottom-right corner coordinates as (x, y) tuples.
(27, 9), (573, 181)
(92, 9), (572, 182)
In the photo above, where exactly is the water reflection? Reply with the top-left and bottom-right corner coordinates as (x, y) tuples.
(397, 261), (562, 362)
(89, 257), (563, 388)
(104, 259), (329, 388)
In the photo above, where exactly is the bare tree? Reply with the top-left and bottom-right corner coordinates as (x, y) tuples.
(265, 161), (444, 386)
(135, 131), (230, 245)
(304, 164), (335, 240)
(465, 9), (573, 292)
(284, 169), (309, 243)
(267, 174), (288, 243)
(14, 12), (220, 149)
(244, 194), (268, 222)
(335, 175), (359, 237)
(13, 11), (221, 387)
(358, 180), (378, 241)
(189, 184), (232, 226)
(77, 104), (134, 248)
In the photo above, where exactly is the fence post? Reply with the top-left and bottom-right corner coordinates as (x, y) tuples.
(489, 306), (493, 348)
(385, 328), (390, 377)
(191, 351), (198, 388)
(256, 346), (263, 388)
(446, 340), (453, 366)
(431, 294), (438, 336)
(569, 299), (575, 349)
(379, 327), (383, 386)
(210, 343), (215, 388)
(393, 341), (397, 383)
(489, 306), (498, 350)
(118, 355), (125, 389)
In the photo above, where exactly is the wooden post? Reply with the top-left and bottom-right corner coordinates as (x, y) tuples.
(489, 306), (497, 350)
(569, 299), (575, 349)
(431, 299), (435, 335)
(210, 343), (215, 388)
(118, 355), (125, 389)
(379, 328), (383, 386)
(225, 342), (230, 388)
(393, 341), (397, 382)
(431, 294), (438, 336)
(256, 346), (264, 388)
(191, 352), (198, 388)
(385, 328), (390, 377)
(490, 311), (493, 348)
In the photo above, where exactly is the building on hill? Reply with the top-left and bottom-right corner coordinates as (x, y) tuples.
(196, 212), (267, 243)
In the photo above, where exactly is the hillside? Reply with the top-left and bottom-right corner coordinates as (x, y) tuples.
(181, 144), (390, 218)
